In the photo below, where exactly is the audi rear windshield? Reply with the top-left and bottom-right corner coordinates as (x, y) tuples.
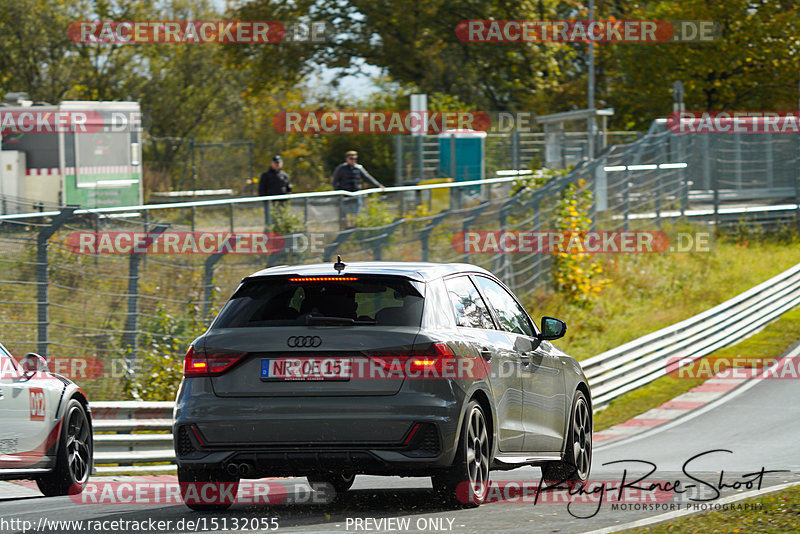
(212, 275), (425, 328)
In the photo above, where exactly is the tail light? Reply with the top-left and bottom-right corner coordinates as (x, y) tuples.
(183, 346), (247, 377)
(365, 342), (456, 377)
(409, 342), (455, 374)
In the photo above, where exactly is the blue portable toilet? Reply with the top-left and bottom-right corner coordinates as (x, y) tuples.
(438, 129), (486, 182)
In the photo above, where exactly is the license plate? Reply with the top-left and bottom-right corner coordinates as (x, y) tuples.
(261, 358), (352, 381)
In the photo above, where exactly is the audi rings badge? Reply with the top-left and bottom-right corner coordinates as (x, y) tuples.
(287, 336), (322, 348)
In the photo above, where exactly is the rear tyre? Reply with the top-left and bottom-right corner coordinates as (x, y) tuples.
(36, 399), (92, 497)
(432, 400), (491, 507)
(542, 390), (592, 483)
(178, 466), (239, 511)
(307, 472), (356, 494)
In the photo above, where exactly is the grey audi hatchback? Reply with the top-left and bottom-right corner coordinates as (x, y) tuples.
(174, 261), (591, 509)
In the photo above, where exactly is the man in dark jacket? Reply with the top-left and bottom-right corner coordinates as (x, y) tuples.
(258, 155), (291, 226)
(332, 151), (384, 218)
(259, 155), (291, 197)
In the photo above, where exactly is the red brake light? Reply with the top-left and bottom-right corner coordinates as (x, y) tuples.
(183, 346), (247, 377)
(289, 277), (359, 282)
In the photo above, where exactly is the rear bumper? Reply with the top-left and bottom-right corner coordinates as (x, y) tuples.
(174, 378), (466, 477)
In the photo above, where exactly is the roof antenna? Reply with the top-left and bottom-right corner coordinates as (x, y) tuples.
(334, 255), (346, 274)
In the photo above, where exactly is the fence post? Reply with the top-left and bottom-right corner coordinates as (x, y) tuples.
(417, 135), (425, 181)
(36, 207), (76, 358)
(203, 234), (239, 322)
(795, 135), (800, 230)
(123, 225), (168, 370)
(460, 202), (490, 263)
(323, 227), (358, 262)
(712, 137), (720, 228)
(734, 134), (743, 191)
(419, 210), (450, 262)
(623, 177), (631, 232)
(368, 218), (404, 260)
(765, 134), (773, 189)
(593, 158), (607, 229)
(395, 135), (403, 184)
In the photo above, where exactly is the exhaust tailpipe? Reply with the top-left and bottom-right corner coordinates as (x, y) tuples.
(226, 463), (240, 476)
(238, 463), (254, 477)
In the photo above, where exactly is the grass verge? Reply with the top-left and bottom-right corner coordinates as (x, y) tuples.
(628, 483), (800, 533)
(528, 235), (800, 361)
(593, 307), (800, 431)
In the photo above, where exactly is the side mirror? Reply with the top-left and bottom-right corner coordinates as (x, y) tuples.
(20, 353), (49, 380)
(540, 317), (567, 341)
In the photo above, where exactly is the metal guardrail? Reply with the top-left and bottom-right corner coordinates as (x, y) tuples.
(91, 401), (174, 473)
(89, 261), (800, 469)
(583, 261), (800, 408)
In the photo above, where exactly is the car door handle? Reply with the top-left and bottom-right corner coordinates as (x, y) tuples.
(519, 352), (531, 366)
(480, 348), (492, 361)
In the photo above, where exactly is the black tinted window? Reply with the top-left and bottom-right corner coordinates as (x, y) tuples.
(212, 276), (424, 328)
(444, 276), (495, 329)
(473, 276), (535, 337)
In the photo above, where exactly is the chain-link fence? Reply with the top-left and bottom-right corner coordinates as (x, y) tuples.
(1, 118), (799, 400)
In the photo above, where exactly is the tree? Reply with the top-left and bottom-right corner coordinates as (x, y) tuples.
(600, 0), (800, 129)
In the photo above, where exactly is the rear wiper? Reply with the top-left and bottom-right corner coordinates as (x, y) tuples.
(306, 316), (353, 325)
(304, 316), (375, 326)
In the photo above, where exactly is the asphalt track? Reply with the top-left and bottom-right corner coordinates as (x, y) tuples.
(1, 343), (798, 534)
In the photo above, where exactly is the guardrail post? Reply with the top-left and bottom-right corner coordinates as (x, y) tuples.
(36, 207), (76, 358)
(123, 225), (168, 370)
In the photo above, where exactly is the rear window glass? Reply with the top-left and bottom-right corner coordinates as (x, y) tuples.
(212, 276), (424, 328)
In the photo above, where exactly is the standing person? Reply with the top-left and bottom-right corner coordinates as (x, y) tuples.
(258, 155), (291, 226)
(331, 151), (385, 219)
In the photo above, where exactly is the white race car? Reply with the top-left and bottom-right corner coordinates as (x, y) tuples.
(0, 342), (93, 495)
